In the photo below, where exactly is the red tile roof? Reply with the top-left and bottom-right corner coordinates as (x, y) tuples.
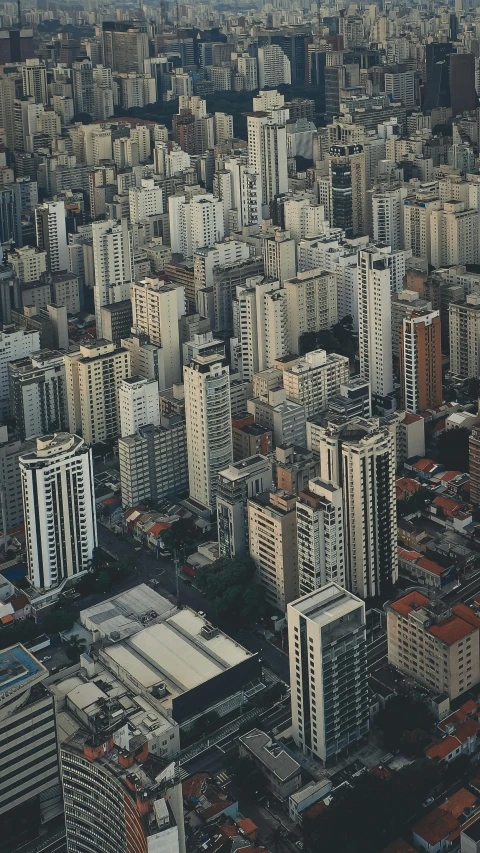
(182, 772), (209, 800)
(425, 736), (461, 759)
(454, 718), (480, 745)
(381, 842), (417, 853)
(439, 787), (477, 818)
(402, 412), (423, 425)
(452, 603), (480, 631)
(389, 591), (430, 617)
(412, 808), (459, 845)
(429, 615), (475, 644)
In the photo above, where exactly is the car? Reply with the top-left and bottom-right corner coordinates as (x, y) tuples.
(40, 656), (52, 663)
(422, 797), (434, 808)
(135, 546), (142, 551)
(182, 578), (192, 586)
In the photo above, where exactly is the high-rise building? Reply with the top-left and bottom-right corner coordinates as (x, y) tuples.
(384, 65), (415, 108)
(102, 21), (149, 74)
(287, 583), (369, 764)
(21, 58), (47, 104)
(358, 245), (407, 401)
(0, 184), (23, 247)
(262, 229), (296, 283)
(72, 57), (95, 118)
(449, 53), (476, 116)
(119, 376), (160, 438)
(403, 196), (442, 265)
(169, 193), (224, 258)
(184, 353), (233, 511)
(35, 201), (68, 273)
(284, 269), (338, 354)
(296, 478), (345, 596)
(214, 112), (233, 144)
(10, 245), (47, 283)
(248, 489), (298, 611)
(399, 310), (442, 414)
(217, 455), (272, 559)
(329, 144), (367, 239)
(469, 425), (480, 505)
(247, 112), (288, 217)
(391, 289), (433, 357)
(20, 432), (97, 590)
(317, 418), (398, 598)
(283, 349), (349, 418)
(129, 178), (163, 223)
(92, 219), (134, 338)
(0, 326), (40, 416)
(130, 278), (184, 389)
(233, 276), (289, 379)
(430, 201), (480, 269)
(371, 184), (408, 250)
(449, 296), (480, 379)
(118, 417), (188, 508)
(64, 340), (130, 445)
(258, 45), (292, 88)
(0, 645), (61, 849)
(9, 349), (68, 440)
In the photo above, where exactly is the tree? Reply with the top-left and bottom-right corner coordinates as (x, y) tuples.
(161, 517), (197, 554)
(195, 555), (266, 629)
(65, 634), (87, 663)
(376, 695), (434, 753)
(228, 756), (266, 797)
(436, 427), (470, 472)
(398, 728), (431, 757)
(43, 605), (76, 635)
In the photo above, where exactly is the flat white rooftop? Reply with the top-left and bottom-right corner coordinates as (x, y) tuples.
(289, 583), (363, 628)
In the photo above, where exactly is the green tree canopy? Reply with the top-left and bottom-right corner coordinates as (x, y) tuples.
(65, 633), (87, 663)
(161, 517), (197, 553)
(376, 695), (434, 753)
(195, 555), (266, 629)
(436, 427), (470, 472)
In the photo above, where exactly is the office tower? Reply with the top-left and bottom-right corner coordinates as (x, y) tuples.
(449, 296), (480, 379)
(288, 584), (368, 764)
(10, 245), (47, 283)
(399, 310), (442, 414)
(129, 178), (163, 224)
(131, 278), (184, 389)
(217, 455), (272, 559)
(0, 326), (39, 416)
(296, 479), (345, 596)
(233, 277), (289, 379)
(258, 45), (291, 88)
(403, 196), (442, 265)
(64, 340), (130, 445)
(0, 645), (60, 849)
(247, 112), (288, 217)
(214, 112), (233, 144)
(470, 426), (480, 505)
(35, 201), (68, 273)
(371, 185), (408, 250)
(284, 269), (337, 354)
(329, 145), (367, 239)
(262, 230), (296, 284)
(358, 246), (396, 401)
(317, 418), (397, 598)
(21, 58), (47, 104)
(118, 417), (188, 508)
(102, 21), (149, 73)
(384, 65), (415, 108)
(184, 353), (232, 511)
(450, 53), (476, 115)
(387, 592), (480, 700)
(119, 376), (160, 438)
(169, 194), (224, 258)
(325, 65), (346, 119)
(0, 29), (34, 64)
(283, 350), (349, 418)
(237, 55), (258, 91)
(72, 57), (95, 118)
(20, 432), (97, 590)
(430, 202), (480, 268)
(248, 490), (298, 611)
(92, 219), (134, 338)
(9, 349), (68, 440)
(0, 184), (22, 247)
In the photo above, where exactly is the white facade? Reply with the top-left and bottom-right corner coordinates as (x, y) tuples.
(214, 112), (233, 144)
(35, 201), (68, 273)
(288, 584), (369, 764)
(284, 269), (338, 355)
(258, 45), (291, 88)
(283, 349), (349, 418)
(0, 328), (40, 413)
(92, 219), (134, 338)
(430, 201), (480, 268)
(403, 197), (442, 265)
(263, 230), (297, 284)
(129, 179), (163, 223)
(296, 479), (345, 595)
(119, 376), (160, 438)
(371, 185), (408, 250)
(283, 198), (326, 244)
(130, 278), (184, 388)
(358, 246), (395, 399)
(20, 432), (97, 590)
(10, 246), (47, 283)
(184, 354), (233, 511)
(224, 157), (263, 227)
(248, 113), (288, 215)
(169, 194), (224, 258)
(194, 241), (251, 291)
(233, 276), (289, 379)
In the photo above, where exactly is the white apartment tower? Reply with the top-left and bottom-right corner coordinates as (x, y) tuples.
(129, 178), (163, 224)
(258, 45), (292, 88)
(92, 219), (134, 338)
(403, 197), (442, 265)
(130, 278), (184, 388)
(262, 230), (297, 284)
(284, 269), (338, 354)
(35, 201), (68, 273)
(20, 432), (97, 590)
(248, 112), (288, 217)
(296, 479), (345, 596)
(317, 418), (398, 599)
(288, 584), (369, 764)
(169, 194), (224, 258)
(233, 276), (289, 379)
(283, 349), (349, 418)
(184, 353), (233, 511)
(21, 59), (48, 104)
(358, 246), (395, 400)
(119, 376), (160, 438)
(430, 201), (480, 268)
(371, 185), (408, 250)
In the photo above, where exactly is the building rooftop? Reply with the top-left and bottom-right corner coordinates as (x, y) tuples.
(0, 643), (47, 705)
(289, 583), (363, 628)
(81, 583), (177, 642)
(239, 729), (300, 782)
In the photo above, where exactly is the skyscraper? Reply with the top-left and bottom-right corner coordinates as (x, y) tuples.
(217, 455), (272, 558)
(399, 310), (442, 414)
(449, 53), (476, 116)
(21, 58), (47, 104)
(329, 144), (366, 238)
(102, 21), (149, 74)
(287, 584), (369, 764)
(92, 219), (134, 338)
(118, 376), (160, 438)
(72, 57), (95, 118)
(20, 432), (97, 590)
(358, 246), (395, 402)
(248, 490), (299, 611)
(130, 278), (184, 389)
(35, 201), (68, 272)
(247, 111), (288, 218)
(0, 184), (23, 247)
(184, 353), (233, 511)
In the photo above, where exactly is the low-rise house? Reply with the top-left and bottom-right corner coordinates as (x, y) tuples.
(238, 729), (302, 800)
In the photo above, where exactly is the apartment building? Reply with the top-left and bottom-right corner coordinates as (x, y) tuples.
(248, 489), (298, 612)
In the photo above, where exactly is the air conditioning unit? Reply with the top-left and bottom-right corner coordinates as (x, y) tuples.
(201, 624), (219, 639)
